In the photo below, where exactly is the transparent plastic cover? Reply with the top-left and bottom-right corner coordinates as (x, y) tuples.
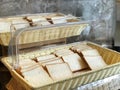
(8, 13), (90, 69)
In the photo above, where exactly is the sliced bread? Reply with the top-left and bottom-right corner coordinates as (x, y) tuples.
(46, 63), (72, 81)
(62, 53), (88, 72)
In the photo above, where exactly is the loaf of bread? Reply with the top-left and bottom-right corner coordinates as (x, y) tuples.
(21, 65), (53, 87)
(62, 53), (88, 72)
(46, 63), (73, 81)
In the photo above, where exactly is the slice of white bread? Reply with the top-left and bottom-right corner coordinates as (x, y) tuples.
(55, 51), (74, 57)
(46, 63), (72, 81)
(25, 16), (50, 25)
(62, 53), (88, 72)
(20, 62), (38, 70)
(41, 59), (63, 67)
(21, 65), (53, 87)
(83, 56), (107, 70)
(53, 49), (74, 57)
(54, 49), (73, 54)
(19, 59), (36, 65)
(11, 19), (29, 30)
(50, 16), (67, 24)
(36, 54), (56, 62)
(81, 49), (100, 56)
(13, 23), (29, 30)
(65, 14), (79, 22)
(0, 20), (11, 32)
(71, 44), (92, 52)
(39, 57), (61, 63)
(11, 18), (29, 24)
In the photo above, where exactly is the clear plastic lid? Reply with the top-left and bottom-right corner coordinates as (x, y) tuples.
(8, 13), (90, 69)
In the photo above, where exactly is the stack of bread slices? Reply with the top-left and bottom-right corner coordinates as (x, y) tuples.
(0, 13), (78, 33)
(16, 43), (107, 87)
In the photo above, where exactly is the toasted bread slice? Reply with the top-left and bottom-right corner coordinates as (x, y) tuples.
(46, 63), (72, 81)
(83, 56), (107, 70)
(62, 53), (88, 72)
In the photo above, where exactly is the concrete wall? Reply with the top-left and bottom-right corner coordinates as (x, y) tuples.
(117, 2), (120, 21)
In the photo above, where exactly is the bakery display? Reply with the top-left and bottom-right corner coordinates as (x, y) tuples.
(1, 13), (118, 90)
(11, 42), (108, 88)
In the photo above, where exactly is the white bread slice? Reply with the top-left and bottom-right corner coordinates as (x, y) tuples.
(54, 49), (72, 54)
(55, 52), (74, 57)
(21, 64), (40, 73)
(71, 44), (92, 52)
(25, 16), (50, 25)
(21, 65), (53, 87)
(11, 19), (29, 30)
(0, 20), (11, 32)
(25, 16), (42, 22)
(36, 54), (56, 62)
(81, 49), (100, 56)
(41, 59), (63, 67)
(51, 16), (67, 24)
(20, 62), (38, 70)
(18, 59), (38, 72)
(83, 56), (107, 70)
(46, 63), (72, 81)
(19, 59), (36, 65)
(39, 57), (61, 63)
(53, 49), (74, 57)
(13, 24), (29, 30)
(11, 19), (29, 24)
(62, 53), (88, 72)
